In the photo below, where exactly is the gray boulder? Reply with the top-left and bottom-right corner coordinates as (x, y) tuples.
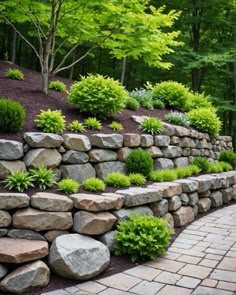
(23, 132), (63, 148)
(117, 147), (132, 162)
(162, 146), (182, 158)
(180, 193), (189, 206)
(24, 148), (62, 168)
(113, 206), (153, 222)
(174, 157), (189, 168)
(89, 149), (117, 162)
(90, 134), (123, 149)
(0, 193), (29, 210)
(145, 146), (162, 158)
(63, 134), (91, 151)
(95, 161), (126, 178)
(140, 134), (154, 147)
(0, 161), (26, 180)
(49, 234), (110, 280)
(168, 196), (182, 211)
(0, 210), (11, 227)
(188, 192), (199, 206)
(154, 135), (170, 147)
(7, 229), (46, 241)
(98, 231), (117, 252)
(60, 163), (96, 182)
(62, 150), (89, 164)
(210, 191), (223, 208)
(154, 158), (174, 170)
(0, 140), (23, 160)
(123, 134), (140, 147)
(198, 198), (211, 213)
(174, 179), (199, 193)
(149, 199), (168, 217)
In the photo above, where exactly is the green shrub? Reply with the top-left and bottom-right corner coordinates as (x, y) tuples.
(105, 172), (130, 187)
(149, 169), (178, 182)
(140, 117), (164, 135)
(115, 214), (173, 262)
(165, 111), (190, 127)
(58, 178), (80, 193)
(68, 120), (85, 133)
(219, 161), (233, 171)
(142, 100), (154, 110)
(153, 100), (165, 109)
(35, 109), (65, 134)
(68, 74), (128, 115)
(126, 97), (140, 111)
(152, 81), (190, 111)
(188, 108), (221, 136)
(29, 167), (54, 189)
(186, 92), (213, 111)
(49, 80), (66, 92)
(4, 171), (34, 192)
(219, 150), (236, 168)
(126, 149), (153, 177)
(5, 68), (24, 80)
(207, 162), (224, 173)
(175, 165), (200, 178)
(186, 164), (201, 175)
(0, 98), (26, 132)
(83, 177), (106, 192)
(84, 117), (102, 130)
(193, 157), (210, 172)
(108, 121), (123, 131)
(129, 89), (153, 108)
(128, 173), (146, 185)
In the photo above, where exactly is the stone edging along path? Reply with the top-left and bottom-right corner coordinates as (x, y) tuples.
(42, 203), (236, 295)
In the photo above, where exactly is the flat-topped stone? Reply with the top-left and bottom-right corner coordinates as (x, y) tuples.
(0, 193), (29, 210)
(62, 150), (89, 164)
(23, 132), (63, 148)
(63, 134), (91, 151)
(0, 140), (23, 160)
(13, 208), (73, 231)
(24, 148), (62, 168)
(174, 179), (199, 193)
(148, 182), (182, 198)
(31, 192), (73, 212)
(7, 229), (46, 241)
(60, 163), (96, 182)
(70, 193), (124, 211)
(116, 187), (162, 207)
(0, 238), (48, 263)
(188, 176), (213, 193)
(90, 134), (123, 148)
(89, 149), (118, 162)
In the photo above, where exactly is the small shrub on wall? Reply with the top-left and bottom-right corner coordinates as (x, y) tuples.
(35, 109), (65, 134)
(5, 68), (24, 80)
(219, 150), (236, 168)
(126, 149), (153, 177)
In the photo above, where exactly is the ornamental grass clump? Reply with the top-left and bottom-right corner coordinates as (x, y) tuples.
(84, 117), (102, 130)
(140, 117), (164, 135)
(35, 109), (65, 134)
(219, 150), (236, 168)
(126, 149), (153, 177)
(149, 169), (178, 182)
(108, 121), (123, 131)
(58, 178), (80, 193)
(105, 172), (130, 187)
(29, 167), (54, 190)
(5, 171), (34, 192)
(83, 177), (106, 192)
(115, 214), (173, 262)
(128, 173), (146, 185)
(68, 120), (85, 133)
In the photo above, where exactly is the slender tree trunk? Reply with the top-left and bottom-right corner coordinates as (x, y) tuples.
(69, 50), (76, 80)
(120, 57), (127, 85)
(11, 30), (17, 63)
(233, 0), (236, 150)
(192, 68), (201, 92)
(42, 59), (49, 94)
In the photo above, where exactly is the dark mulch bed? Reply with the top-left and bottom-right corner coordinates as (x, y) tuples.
(0, 60), (169, 142)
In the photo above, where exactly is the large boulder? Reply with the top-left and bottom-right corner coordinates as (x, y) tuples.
(0, 260), (50, 294)
(154, 158), (174, 170)
(95, 161), (126, 178)
(89, 149), (117, 162)
(188, 176), (213, 193)
(123, 134), (140, 147)
(23, 132), (63, 148)
(90, 134), (123, 149)
(49, 234), (110, 280)
(0, 140), (23, 160)
(154, 135), (170, 147)
(0, 238), (48, 263)
(148, 182), (182, 198)
(63, 134), (91, 151)
(7, 229), (46, 241)
(13, 208), (73, 231)
(0, 210), (11, 227)
(140, 134), (154, 147)
(62, 150), (89, 164)
(174, 179), (199, 193)
(60, 163), (96, 182)
(24, 148), (62, 168)
(0, 161), (26, 180)
(0, 193), (29, 210)
(172, 206), (194, 227)
(30, 192), (73, 212)
(150, 199), (168, 217)
(73, 211), (116, 235)
(162, 146), (182, 158)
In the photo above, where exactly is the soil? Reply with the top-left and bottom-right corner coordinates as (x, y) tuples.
(0, 60), (169, 142)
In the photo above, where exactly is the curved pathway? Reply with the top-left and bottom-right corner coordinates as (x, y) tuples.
(42, 204), (236, 295)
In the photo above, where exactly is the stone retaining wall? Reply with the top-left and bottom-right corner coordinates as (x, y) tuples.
(0, 123), (233, 181)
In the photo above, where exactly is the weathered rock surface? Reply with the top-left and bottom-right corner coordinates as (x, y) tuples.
(0, 229), (8, 237)
(0, 140), (23, 160)
(188, 192), (199, 206)
(13, 208), (73, 231)
(95, 161), (126, 178)
(60, 163), (96, 182)
(221, 188), (233, 204)
(90, 134), (123, 149)
(116, 187), (162, 207)
(149, 182), (182, 198)
(146, 146), (162, 158)
(0, 264), (8, 279)
(198, 198), (211, 213)
(154, 135), (170, 147)
(23, 132), (63, 148)
(63, 134), (91, 151)
(162, 213), (174, 229)
(172, 207), (194, 227)
(0, 260), (50, 294)
(123, 134), (140, 147)
(112, 206), (153, 222)
(7, 229), (46, 241)
(162, 146), (182, 158)
(210, 191), (223, 208)
(180, 193), (189, 206)
(44, 230), (69, 243)
(89, 149), (117, 162)
(98, 231), (117, 252)
(140, 134), (154, 147)
(62, 150), (89, 164)
(117, 147), (132, 162)
(154, 158), (174, 170)
(168, 196), (182, 211)
(0, 161), (26, 179)
(49, 234), (110, 280)
(70, 193), (124, 211)
(174, 157), (189, 168)
(0, 193), (29, 210)
(24, 148), (62, 168)
(174, 179), (199, 193)
(31, 192), (73, 212)
(149, 199), (168, 217)
(189, 176), (213, 193)
(73, 211), (116, 235)
(0, 238), (48, 263)
(0, 210), (11, 227)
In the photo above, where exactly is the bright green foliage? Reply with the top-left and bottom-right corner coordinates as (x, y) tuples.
(219, 150), (236, 167)
(149, 169), (178, 182)
(29, 167), (54, 190)
(130, 89), (153, 108)
(126, 97), (140, 111)
(141, 117), (164, 135)
(68, 120), (85, 133)
(108, 121), (124, 131)
(83, 177), (106, 192)
(58, 178), (80, 193)
(175, 165), (200, 178)
(153, 100), (165, 109)
(68, 75), (128, 115)
(115, 214), (173, 262)
(49, 80), (66, 92)
(84, 117), (102, 130)
(0, 98), (26, 132)
(188, 108), (221, 136)
(219, 161), (233, 171)
(207, 161), (232, 173)
(35, 109), (65, 134)
(5, 68), (24, 80)
(152, 81), (190, 111)
(4, 171), (34, 192)
(186, 93), (213, 111)
(165, 111), (190, 127)
(126, 149), (153, 177)
(193, 157), (211, 172)
(128, 173), (146, 185)
(105, 172), (130, 187)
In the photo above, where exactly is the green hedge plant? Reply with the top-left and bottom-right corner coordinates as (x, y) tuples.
(193, 157), (211, 172)
(126, 97), (140, 111)
(104, 172), (130, 187)
(186, 92), (213, 111)
(5, 68), (24, 80)
(126, 149), (153, 177)
(35, 109), (65, 134)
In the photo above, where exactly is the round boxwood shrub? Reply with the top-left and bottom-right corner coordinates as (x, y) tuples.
(186, 92), (213, 111)
(188, 107), (221, 136)
(0, 98), (26, 132)
(152, 81), (190, 111)
(126, 149), (153, 177)
(68, 74), (128, 115)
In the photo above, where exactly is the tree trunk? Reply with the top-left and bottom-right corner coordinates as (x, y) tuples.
(42, 60), (49, 94)
(11, 30), (17, 64)
(234, 1), (236, 150)
(192, 68), (201, 92)
(120, 57), (127, 85)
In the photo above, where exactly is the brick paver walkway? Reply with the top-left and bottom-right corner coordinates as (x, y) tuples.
(42, 204), (236, 295)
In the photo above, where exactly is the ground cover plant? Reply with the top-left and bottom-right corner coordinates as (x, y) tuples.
(35, 109), (65, 134)
(49, 80), (66, 92)
(128, 173), (146, 185)
(67, 120), (85, 133)
(108, 121), (124, 131)
(140, 117), (164, 135)
(219, 150), (236, 168)
(5, 68), (24, 80)
(104, 172), (130, 187)
(84, 117), (102, 130)
(83, 177), (106, 192)
(165, 111), (190, 127)
(58, 178), (80, 193)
